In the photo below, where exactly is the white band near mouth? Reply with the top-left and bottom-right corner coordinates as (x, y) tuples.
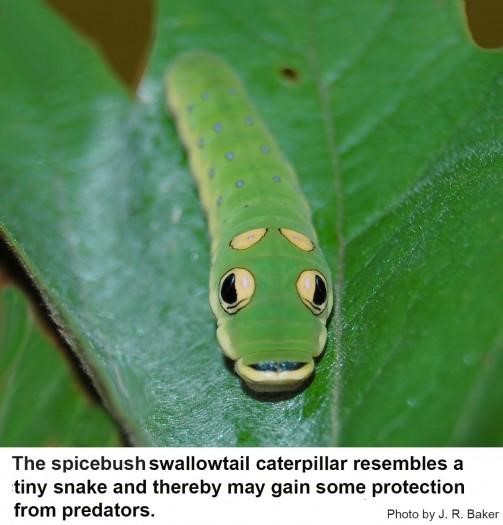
(235, 359), (314, 392)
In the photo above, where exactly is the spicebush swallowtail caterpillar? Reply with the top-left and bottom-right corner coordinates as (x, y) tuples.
(165, 52), (333, 392)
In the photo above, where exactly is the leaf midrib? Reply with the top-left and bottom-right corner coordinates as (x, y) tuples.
(305, 7), (346, 445)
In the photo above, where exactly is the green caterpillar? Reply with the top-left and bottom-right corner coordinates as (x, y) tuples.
(165, 52), (333, 392)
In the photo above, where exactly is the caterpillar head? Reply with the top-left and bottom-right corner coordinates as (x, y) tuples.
(210, 226), (333, 393)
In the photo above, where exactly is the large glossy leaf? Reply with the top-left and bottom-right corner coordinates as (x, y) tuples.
(0, 287), (120, 445)
(0, 0), (502, 445)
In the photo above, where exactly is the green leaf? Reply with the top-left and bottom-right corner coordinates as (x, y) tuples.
(0, 0), (502, 445)
(0, 287), (120, 445)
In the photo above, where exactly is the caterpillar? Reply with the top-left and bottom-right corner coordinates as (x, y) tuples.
(165, 52), (333, 392)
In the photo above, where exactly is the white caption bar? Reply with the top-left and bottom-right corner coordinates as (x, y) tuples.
(0, 448), (502, 525)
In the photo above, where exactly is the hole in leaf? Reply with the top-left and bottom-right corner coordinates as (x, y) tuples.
(280, 66), (300, 83)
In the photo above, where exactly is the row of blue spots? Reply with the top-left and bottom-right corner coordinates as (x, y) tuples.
(188, 91), (280, 210)
(196, 87), (239, 103)
(186, 86), (248, 114)
(215, 175), (282, 207)
(223, 144), (270, 161)
(211, 171), (282, 184)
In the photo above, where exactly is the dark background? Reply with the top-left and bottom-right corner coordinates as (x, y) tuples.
(45, 0), (502, 92)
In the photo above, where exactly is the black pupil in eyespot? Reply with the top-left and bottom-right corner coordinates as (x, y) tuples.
(221, 273), (237, 304)
(313, 275), (327, 306)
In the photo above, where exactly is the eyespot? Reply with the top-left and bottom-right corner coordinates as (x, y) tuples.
(296, 270), (328, 315)
(279, 228), (314, 251)
(219, 268), (256, 314)
(230, 228), (267, 250)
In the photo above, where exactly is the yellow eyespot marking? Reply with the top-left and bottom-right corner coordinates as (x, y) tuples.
(279, 228), (314, 251)
(296, 270), (328, 315)
(219, 268), (256, 314)
(230, 228), (268, 250)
